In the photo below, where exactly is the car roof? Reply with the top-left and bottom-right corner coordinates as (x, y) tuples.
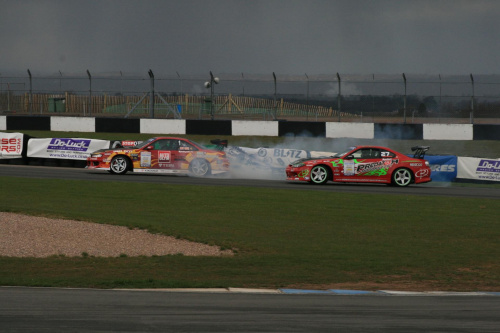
(349, 145), (394, 150)
(151, 137), (187, 140)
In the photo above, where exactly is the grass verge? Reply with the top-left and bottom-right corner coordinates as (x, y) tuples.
(0, 176), (499, 291)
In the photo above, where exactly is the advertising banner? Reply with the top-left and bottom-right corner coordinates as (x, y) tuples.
(227, 147), (310, 170)
(0, 132), (23, 159)
(27, 138), (111, 160)
(457, 157), (500, 182)
(426, 155), (457, 182)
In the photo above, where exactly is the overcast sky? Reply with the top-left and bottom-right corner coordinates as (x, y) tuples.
(1, 0), (499, 77)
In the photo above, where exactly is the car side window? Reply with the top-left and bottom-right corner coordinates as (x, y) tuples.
(352, 148), (381, 159)
(351, 149), (364, 159)
(179, 141), (197, 151)
(153, 139), (180, 150)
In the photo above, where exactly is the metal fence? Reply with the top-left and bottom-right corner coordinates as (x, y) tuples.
(1, 71), (499, 123)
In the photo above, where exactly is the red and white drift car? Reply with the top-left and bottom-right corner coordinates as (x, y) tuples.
(87, 137), (229, 177)
(286, 146), (432, 186)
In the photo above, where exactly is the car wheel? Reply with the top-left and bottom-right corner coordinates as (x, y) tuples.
(189, 158), (211, 177)
(110, 156), (130, 175)
(392, 168), (412, 187)
(310, 165), (329, 185)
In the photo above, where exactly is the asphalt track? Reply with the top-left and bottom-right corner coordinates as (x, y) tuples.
(1, 287), (499, 332)
(1, 164), (499, 199)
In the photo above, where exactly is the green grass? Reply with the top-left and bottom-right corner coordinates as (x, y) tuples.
(1, 176), (499, 291)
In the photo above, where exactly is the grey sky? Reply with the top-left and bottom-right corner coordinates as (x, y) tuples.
(1, 0), (499, 76)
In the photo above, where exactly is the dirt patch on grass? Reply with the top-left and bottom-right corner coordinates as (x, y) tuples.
(0, 212), (233, 258)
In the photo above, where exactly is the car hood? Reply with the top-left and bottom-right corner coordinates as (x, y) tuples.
(289, 156), (335, 165)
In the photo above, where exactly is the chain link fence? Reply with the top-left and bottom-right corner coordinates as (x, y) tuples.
(1, 72), (499, 123)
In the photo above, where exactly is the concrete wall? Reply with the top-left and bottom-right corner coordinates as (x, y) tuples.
(423, 124), (473, 140)
(326, 122), (374, 139)
(232, 120), (279, 136)
(51, 116), (96, 132)
(141, 119), (185, 134)
(1, 115), (498, 140)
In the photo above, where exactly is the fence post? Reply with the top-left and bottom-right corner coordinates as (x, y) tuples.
(273, 72), (277, 120)
(402, 73), (407, 124)
(86, 70), (92, 116)
(470, 73), (474, 124)
(305, 73), (309, 121)
(337, 73), (341, 122)
(27, 69), (32, 115)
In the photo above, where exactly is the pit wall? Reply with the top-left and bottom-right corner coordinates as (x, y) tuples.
(1, 115), (499, 140)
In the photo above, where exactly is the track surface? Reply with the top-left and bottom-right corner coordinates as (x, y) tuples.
(1, 164), (499, 199)
(1, 287), (499, 332)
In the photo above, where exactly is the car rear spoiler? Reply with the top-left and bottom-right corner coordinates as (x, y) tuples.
(411, 146), (430, 159)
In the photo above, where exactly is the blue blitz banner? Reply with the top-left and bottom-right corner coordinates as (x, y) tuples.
(425, 155), (458, 182)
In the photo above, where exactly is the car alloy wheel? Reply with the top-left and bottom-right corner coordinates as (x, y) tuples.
(189, 159), (210, 177)
(392, 168), (412, 187)
(310, 165), (329, 184)
(110, 156), (130, 175)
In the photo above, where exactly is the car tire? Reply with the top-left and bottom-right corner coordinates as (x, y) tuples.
(309, 165), (330, 185)
(392, 168), (412, 187)
(189, 158), (211, 177)
(110, 156), (130, 175)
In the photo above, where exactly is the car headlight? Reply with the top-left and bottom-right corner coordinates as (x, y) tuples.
(425, 161), (429, 166)
(91, 153), (103, 158)
(291, 162), (305, 168)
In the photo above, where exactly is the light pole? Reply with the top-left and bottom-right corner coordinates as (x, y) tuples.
(204, 71), (219, 120)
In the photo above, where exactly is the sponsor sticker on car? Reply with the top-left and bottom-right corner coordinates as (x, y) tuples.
(141, 151), (151, 167)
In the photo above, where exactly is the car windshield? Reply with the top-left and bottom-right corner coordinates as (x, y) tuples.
(333, 147), (357, 158)
(134, 138), (156, 149)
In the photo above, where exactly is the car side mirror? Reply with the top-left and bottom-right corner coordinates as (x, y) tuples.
(145, 146), (154, 150)
(344, 155), (354, 160)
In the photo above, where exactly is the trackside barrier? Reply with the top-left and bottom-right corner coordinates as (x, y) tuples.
(1, 116), (500, 140)
(425, 155), (458, 182)
(457, 157), (500, 182)
(27, 138), (111, 161)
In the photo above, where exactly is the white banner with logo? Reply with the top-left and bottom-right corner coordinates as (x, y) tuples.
(226, 147), (311, 169)
(457, 157), (500, 182)
(27, 138), (111, 160)
(0, 132), (23, 159)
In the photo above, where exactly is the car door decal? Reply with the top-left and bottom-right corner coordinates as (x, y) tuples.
(344, 159), (355, 176)
(140, 151), (151, 167)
